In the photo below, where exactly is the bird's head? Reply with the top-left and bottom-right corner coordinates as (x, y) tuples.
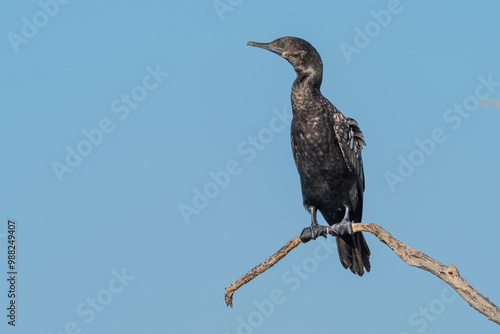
(247, 36), (323, 85)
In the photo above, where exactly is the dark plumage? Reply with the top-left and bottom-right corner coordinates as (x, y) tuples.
(247, 36), (370, 276)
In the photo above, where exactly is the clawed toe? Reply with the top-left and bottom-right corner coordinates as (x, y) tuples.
(300, 225), (327, 243)
(327, 220), (353, 236)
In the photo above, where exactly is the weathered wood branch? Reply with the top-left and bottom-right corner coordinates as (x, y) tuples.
(224, 235), (301, 307)
(352, 223), (500, 324)
(224, 222), (500, 326)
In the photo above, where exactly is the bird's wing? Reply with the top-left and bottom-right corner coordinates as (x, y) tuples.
(332, 111), (366, 190)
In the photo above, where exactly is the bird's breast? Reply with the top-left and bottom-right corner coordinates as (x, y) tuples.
(291, 115), (344, 174)
(291, 109), (354, 207)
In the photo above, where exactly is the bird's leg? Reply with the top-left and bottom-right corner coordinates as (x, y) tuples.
(300, 207), (327, 243)
(327, 205), (354, 236)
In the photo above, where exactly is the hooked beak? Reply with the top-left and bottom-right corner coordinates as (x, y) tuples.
(247, 41), (283, 56)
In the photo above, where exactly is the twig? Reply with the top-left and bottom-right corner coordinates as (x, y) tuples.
(224, 236), (302, 307)
(224, 222), (500, 326)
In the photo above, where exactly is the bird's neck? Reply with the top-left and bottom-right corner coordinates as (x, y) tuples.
(290, 61), (325, 117)
(291, 74), (325, 120)
(292, 69), (322, 101)
(293, 64), (323, 93)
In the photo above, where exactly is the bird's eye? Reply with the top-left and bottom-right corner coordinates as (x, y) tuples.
(278, 42), (284, 47)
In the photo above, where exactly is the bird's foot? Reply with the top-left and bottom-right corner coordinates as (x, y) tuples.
(327, 219), (353, 236)
(300, 224), (328, 243)
(328, 205), (355, 236)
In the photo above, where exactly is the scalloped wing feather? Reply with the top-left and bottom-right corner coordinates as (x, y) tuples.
(333, 113), (366, 190)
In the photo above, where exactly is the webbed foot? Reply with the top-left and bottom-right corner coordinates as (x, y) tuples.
(300, 224), (327, 243)
(327, 205), (354, 236)
(300, 206), (328, 243)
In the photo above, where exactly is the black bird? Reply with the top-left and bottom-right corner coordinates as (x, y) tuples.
(247, 37), (370, 276)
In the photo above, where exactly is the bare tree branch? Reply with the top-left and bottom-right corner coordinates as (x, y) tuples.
(353, 223), (500, 324)
(224, 236), (301, 307)
(224, 222), (500, 326)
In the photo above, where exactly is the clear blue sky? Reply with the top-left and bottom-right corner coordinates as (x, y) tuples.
(1, 0), (500, 333)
